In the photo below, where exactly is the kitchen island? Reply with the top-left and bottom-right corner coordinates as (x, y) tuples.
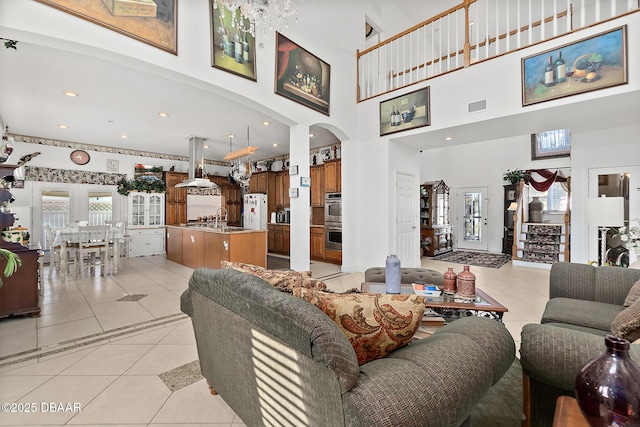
(166, 225), (267, 270)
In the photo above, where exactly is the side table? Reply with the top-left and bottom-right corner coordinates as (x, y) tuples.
(552, 396), (588, 427)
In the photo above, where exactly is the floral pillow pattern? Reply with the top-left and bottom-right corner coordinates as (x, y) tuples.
(220, 261), (325, 292)
(293, 288), (426, 364)
(611, 298), (640, 342)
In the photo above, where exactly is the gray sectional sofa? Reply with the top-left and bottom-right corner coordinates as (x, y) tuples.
(181, 267), (515, 427)
(520, 262), (640, 427)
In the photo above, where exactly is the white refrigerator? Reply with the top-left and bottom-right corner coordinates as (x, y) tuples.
(243, 194), (267, 230)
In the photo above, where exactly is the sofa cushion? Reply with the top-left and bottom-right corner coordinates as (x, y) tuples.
(624, 279), (640, 307)
(611, 298), (640, 341)
(364, 267), (444, 287)
(542, 298), (624, 332)
(221, 261), (325, 291)
(293, 288), (426, 365)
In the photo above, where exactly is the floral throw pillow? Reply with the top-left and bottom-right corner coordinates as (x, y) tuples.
(293, 288), (426, 365)
(221, 261), (325, 292)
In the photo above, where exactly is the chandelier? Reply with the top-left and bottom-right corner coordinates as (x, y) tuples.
(214, 0), (300, 41)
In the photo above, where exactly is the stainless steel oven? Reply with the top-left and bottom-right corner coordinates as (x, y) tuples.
(325, 192), (342, 224)
(325, 225), (342, 250)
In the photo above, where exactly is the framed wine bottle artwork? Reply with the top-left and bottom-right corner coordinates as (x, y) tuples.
(210, 0), (257, 81)
(521, 26), (627, 106)
(379, 86), (431, 136)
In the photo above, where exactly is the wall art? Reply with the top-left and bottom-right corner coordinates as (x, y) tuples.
(522, 26), (627, 106)
(275, 33), (330, 116)
(210, 0), (256, 81)
(380, 86), (431, 136)
(35, 0), (178, 55)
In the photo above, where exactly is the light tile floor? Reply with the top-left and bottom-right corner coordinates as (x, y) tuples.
(0, 255), (549, 426)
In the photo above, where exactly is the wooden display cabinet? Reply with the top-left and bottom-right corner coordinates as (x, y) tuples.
(420, 180), (452, 257)
(503, 183), (518, 255)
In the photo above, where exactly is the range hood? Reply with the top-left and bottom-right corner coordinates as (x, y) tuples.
(175, 136), (219, 188)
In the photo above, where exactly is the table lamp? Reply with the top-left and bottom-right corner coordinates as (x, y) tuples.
(587, 195), (624, 266)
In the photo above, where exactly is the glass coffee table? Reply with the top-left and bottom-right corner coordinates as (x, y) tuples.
(360, 282), (508, 321)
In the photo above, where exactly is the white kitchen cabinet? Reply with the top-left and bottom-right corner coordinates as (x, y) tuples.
(128, 227), (166, 257)
(128, 192), (165, 227)
(127, 192), (165, 257)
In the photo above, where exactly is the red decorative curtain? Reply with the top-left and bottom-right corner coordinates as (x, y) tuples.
(525, 169), (567, 192)
(277, 40), (298, 80)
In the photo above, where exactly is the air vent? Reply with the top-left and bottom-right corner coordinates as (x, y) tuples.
(468, 100), (487, 113)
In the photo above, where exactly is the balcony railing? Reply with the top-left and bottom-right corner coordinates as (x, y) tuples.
(357, 0), (638, 101)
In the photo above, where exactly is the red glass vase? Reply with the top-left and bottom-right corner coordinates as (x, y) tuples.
(575, 335), (640, 426)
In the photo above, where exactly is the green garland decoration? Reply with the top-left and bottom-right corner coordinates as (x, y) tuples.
(117, 176), (166, 196)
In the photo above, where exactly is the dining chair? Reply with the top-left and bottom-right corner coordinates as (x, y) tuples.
(44, 224), (76, 279)
(105, 221), (125, 272)
(76, 225), (110, 278)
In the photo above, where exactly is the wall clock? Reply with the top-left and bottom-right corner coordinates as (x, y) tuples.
(70, 150), (90, 165)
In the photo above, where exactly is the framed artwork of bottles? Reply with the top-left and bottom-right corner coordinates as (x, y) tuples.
(521, 25), (627, 106)
(379, 86), (431, 136)
(34, 0), (177, 55)
(275, 33), (331, 116)
(210, 0), (257, 81)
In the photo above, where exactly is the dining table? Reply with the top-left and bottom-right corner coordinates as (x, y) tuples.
(52, 226), (124, 280)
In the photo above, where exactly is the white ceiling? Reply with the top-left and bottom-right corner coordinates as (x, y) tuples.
(1, 1), (636, 164)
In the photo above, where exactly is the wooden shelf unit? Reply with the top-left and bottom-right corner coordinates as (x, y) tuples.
(420, 180), (452, 257)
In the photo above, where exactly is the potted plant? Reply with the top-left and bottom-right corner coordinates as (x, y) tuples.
(0, 248), (20, 287)
(503, 169), (526, 185)
(117, 176), (166, 196)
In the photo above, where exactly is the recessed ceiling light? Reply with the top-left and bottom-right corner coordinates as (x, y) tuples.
(309, 133), (315, 138)
(57, 124), (68, 129)
(158, 112), (169, 117)
(272, 143), (278, 147)
(228, 133), (235, 138)
(204, 144), (209, 148)
(262, 121), (271, 126)
(63, 91), (78, 97)
(444, 136), (453, 141)
(120, 134), (128, 139)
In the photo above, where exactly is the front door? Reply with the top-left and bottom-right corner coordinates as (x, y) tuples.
(395, 171), (417, 267)
(457, 187), (489, 251)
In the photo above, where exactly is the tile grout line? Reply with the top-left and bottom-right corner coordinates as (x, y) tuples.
(0, 313), (189, 369)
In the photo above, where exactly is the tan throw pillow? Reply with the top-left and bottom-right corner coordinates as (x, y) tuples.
(293, 288), (426, 365)
(221, 261), (326, 291)
(611, 298), (640, 342)
(624, 279), (640, 307)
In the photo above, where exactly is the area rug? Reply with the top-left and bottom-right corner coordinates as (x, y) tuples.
(432, 250), (511, 269)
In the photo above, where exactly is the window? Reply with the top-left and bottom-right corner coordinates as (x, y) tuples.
(530, 182), (568, 212)
(88, 191), (113, 225)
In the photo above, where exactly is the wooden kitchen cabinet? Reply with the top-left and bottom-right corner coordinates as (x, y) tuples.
(324, 159), (341, 193)
(166, 226), (183, 264)
(204, 232), (228, 269)
(220, 184), (242, 226)
(204, 231), (267, 269)
(164, 172), (187, 225)
(268, 224), (290, 255)
(250, 171), (276, 215)
(310, 165), (324, 207)
(182, 228), (205, 269)
(0, 248), (40, 319)
(274, 171), (290, 210)
(310, 226), (325, 260)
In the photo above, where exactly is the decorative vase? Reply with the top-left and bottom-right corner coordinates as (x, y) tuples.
(443, 267), (457, 295)
(529, 196), (543, 223)
(575, 335), (640, 426)
(385, 254), (401, 294)
(456, 265), (476, 300)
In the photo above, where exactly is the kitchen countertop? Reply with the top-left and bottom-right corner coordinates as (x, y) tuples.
(169, 224), (267, 234)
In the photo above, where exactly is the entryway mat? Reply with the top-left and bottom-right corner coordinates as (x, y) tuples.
(432, 250), (511, 269)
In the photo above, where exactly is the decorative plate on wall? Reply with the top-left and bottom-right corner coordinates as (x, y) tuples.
(70, 150), (90, 165)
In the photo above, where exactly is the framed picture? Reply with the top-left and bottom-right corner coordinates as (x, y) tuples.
(531, 129), (571, 160)
(522, 26), (627, 106)
(134, 164), (163, 179)
(11, 180), (24, 189)
(107, 159), (119, 172)
(275, 33), (330, 116)
(380, 86), (431, 136)
(210, 0), (256, 81)
(34, 0), (178, 55)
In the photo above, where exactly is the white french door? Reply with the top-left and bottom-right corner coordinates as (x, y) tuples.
(457, 186), (489, 251)
(395, 171), (418, 267)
